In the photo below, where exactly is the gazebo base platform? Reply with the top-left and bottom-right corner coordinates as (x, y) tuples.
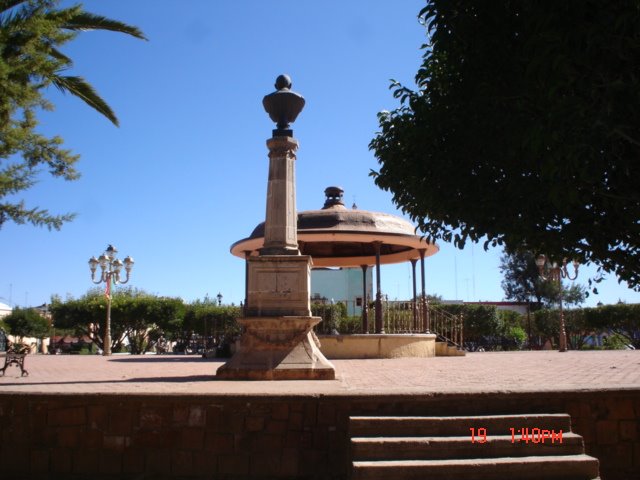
(318, 333), (442, 359)
(216, 316), (336, 380)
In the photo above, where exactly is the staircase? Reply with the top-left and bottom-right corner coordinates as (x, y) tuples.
(435, 340), (466, 356)
(350, 413), (599, 480)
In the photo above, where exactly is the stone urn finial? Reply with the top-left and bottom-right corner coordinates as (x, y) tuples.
(262, 74), (305, 137)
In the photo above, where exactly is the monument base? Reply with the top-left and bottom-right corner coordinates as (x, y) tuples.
(216, 316), (336, 380)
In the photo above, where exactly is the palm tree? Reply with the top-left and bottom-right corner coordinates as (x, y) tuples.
(0, 0), (146, 230)
(0, 0), (147, 126)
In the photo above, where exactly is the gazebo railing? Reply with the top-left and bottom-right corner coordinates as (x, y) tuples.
(368, 300), (463, 348)
(428, 303), (464, 348)
(381, 300), (424, 334)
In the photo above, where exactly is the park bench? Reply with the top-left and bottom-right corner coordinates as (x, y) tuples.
(0, 351), (29, 377)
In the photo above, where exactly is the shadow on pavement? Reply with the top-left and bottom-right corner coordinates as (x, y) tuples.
(0, 374), (218, 386)
(107, 356), (222, 363)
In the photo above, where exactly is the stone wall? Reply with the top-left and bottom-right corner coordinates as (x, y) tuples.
(0, 390), (638, 479)
(318, 334), (436, 359)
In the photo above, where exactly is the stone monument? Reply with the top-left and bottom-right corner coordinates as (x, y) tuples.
(216, 75), (336, 380)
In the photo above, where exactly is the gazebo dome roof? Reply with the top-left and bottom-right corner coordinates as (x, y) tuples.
(230, 187), (438, 267)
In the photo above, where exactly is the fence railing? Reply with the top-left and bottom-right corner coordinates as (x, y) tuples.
(242, 296), (465, 348)
(428, 304), (464, 347)
(379, 300), (463, 348)
(381, 300), (424, 334)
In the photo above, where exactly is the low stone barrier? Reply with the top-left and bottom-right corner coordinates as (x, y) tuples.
(318, 333), (436, 359)
(0, 389), (637, 479)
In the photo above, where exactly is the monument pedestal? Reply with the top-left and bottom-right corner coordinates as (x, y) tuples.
(218, 255), (336, 380)
(216, 316), (335, 380)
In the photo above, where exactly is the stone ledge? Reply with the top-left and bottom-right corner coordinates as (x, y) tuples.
(318, 334), (436, 359)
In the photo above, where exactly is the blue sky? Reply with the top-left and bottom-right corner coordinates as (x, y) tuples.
(1, 0), (639, 309)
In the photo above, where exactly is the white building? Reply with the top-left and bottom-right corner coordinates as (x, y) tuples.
(310, 267), (373, 316)
(0, 301), (12, 318)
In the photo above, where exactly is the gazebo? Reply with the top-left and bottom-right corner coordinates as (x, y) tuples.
(231, 186), (441, 336)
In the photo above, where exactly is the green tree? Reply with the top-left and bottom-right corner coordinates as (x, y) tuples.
(370, 1), (640, 289)
(3, 306), (49, 342)
(112, 288), (185, 354)
(500, 249), (546, 306)
(0, 0), (146, 230)
(582, 303), (640, 348)
(50, 288), (185, 354)
(533, 308), (593, 350)
(496, 310), (526, 350)
(439, 304), (500, 345)
(500, 248), (586, 308)
(182, 298), (241, 353)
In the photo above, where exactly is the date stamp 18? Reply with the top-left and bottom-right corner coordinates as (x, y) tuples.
(470, 427), (563, 444)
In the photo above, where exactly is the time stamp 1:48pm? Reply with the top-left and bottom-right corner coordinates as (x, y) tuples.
(470, 427), (564, 444)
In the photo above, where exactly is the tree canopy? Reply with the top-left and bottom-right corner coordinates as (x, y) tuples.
(500, 247), (585, 308)
(370, 1), (640, 289)
(50, 287), (185, 354)
(3, 306), (49, 340)
(0, 0), (145, 230)
(49, 289), (243, 354)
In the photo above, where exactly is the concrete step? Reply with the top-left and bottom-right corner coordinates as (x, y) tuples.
(352, 454), (600, 480)
(352, 432), (584, 460)
(435, 342), (466, 356)
(350, 414), (572, 437)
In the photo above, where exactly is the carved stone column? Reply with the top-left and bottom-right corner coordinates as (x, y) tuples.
(260, 136), (299, 255)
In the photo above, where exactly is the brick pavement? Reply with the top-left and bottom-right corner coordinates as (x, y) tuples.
(0, 350), (638, 396)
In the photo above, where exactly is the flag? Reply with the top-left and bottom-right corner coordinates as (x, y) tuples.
(105, 276), (112, 299)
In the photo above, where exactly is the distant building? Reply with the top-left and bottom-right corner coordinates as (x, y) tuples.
(0, 302), (11, 318)
(311, 267), (373, 316)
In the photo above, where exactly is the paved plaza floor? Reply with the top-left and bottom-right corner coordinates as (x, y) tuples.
(0, 350), (638, 396)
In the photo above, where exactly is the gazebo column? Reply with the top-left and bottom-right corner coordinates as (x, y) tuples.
(410, 258), (418, 331)
(243, 250), (251, 316)
(419, 248), (429, 332)
(374, 241), (384, 334)
(361, 264), (369, 334)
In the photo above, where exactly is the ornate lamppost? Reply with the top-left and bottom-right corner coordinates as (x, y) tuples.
(88, 245), (134, 356)
(535, 255), (579, 352)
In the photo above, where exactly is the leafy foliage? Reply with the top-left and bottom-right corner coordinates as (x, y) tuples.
(437, 303), (503, 347)
(0, 0), (145, 230)
(370, 1), (640, 289)
(181, 298), (241, 353)
(581, 303), (640, 348)
(50, 287), (184, 354)
(50, 290), (243, 354)
(500, 247), (586, 307)
(533, 303), (640, 349)
(311, 301), (347, 334)
(3, 306), (49, 340)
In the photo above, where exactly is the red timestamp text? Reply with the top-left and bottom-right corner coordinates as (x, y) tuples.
(469, 427), (563, 444)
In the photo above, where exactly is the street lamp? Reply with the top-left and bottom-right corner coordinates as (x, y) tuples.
(217, 292), (223, 306)
(88, 245), (134, 356)
(535, 255), (579, 352)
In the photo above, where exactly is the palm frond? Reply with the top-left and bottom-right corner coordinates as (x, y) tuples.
(0, 0), (26, 16)
(51, 75), (119, 126)
(49, 46), (72, 65)
(62, 12), (147, 40)
(0, 0), (28, 29)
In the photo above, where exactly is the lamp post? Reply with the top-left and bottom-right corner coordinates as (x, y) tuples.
(535, 255), (578, 352)
(88, 245), (134, 356)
